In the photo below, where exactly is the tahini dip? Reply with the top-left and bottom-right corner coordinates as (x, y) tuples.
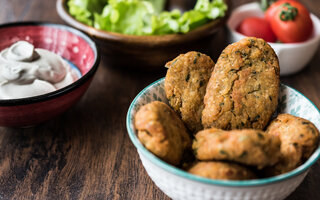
(0, 41), (78, 99)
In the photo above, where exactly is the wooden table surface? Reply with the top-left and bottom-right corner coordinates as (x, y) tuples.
(0, 0), (319, 199)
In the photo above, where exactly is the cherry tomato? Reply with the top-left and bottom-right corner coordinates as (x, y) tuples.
(237, 17), (277, 43)
(265, 0), (297, 23)
(270, 1), (313, 43)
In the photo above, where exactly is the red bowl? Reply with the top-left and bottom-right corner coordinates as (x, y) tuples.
(0, 22), (100, 127)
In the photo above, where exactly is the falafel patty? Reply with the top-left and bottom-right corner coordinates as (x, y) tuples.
(135, 101), (191, 166)
(265, 114), (320, 175)
(193, 128), (281, 169)
(188, 161), (257, 180)
(165, 51), (215, 133)
(202, 37), (280, 130)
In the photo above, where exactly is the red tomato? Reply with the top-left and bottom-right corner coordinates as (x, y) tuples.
(270, 1), (313, 43)
(237, 17), (277, 43)
(265, 0), (297, 23)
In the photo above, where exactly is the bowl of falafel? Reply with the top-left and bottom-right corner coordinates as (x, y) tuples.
(126, 37), (320, 200)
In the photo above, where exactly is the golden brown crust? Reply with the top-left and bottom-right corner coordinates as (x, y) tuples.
(202, 37), (280, 130)
(192, 128), (281, 169)
(188, 161), (257, 180)
(165, 51), (215, 133)
(265, 114), (320, 175)
(134, 101), (191, 166)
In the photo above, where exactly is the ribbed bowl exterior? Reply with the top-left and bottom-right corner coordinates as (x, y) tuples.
(139, 151), (307, 200)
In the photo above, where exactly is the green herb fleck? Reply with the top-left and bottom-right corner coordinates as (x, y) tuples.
(193, 54), (198, 64)
(241, 52), (248, 58)
(239, 135), (248, 142)
(310, 128), (316, 135)
(193, 148), (198, 156)
(248, 39), (255, 47)
(166, 58), (179, 68)
(257, 132), (264, 139)
(239, 151), (248, 158)
(252, 115), (260, 122)
(199, 80), (204, 87)
(269, 96), (272, 101)
(185, 73), (190, 82)
(145, 130), (151, 136)
(260, 57), (266, 62)
(220, 150), (228, 156)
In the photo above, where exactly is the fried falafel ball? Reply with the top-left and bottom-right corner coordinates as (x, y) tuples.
(202, 37), (280, 130)
(135, 101), (191, 166)
(264, 114), (320, 176)
(165, 51), (215, 133)
(192, 128), (281, 169)
(188, 161), (257, 180)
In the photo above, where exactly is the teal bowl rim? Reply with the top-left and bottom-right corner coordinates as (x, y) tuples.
(126, 77), (320, 187)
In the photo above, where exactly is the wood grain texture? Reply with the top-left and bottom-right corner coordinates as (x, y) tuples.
(0, 0), (319, 199)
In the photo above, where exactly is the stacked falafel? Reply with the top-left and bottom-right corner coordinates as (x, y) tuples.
(134, 37), (320, 180)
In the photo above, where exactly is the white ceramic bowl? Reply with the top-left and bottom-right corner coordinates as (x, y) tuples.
(127, 78), (320, 200)
(227, 2), (320, 76)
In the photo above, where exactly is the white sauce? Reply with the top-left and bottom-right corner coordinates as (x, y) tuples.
(0, 41), (79, 99)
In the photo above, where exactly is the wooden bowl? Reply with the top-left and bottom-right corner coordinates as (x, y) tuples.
(56, 0), (230, 70)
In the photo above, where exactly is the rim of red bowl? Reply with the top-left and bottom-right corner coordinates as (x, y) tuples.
(0, 21), (100, 106)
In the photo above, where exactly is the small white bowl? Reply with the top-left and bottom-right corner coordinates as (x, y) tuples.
(127, 78), (320, 200)
(227, 2), (320, 76)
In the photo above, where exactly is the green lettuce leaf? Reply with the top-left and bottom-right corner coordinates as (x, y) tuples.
(68, 0), (228, 35)
(145, 0), (166, 14)
(94, 0), (155, 35)
(195, 0), (227, 19)
(179, 10), (208, 33)
(68, 0), (108, 26)
(152, 9), (181, 35)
